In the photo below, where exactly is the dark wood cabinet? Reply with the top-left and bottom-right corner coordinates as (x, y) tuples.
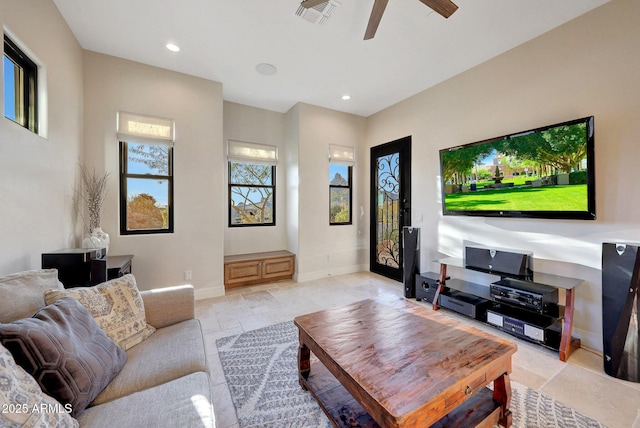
(42, 248), (107, 288)
(42, 250), (133, 288)
(107, 255), (133, 280)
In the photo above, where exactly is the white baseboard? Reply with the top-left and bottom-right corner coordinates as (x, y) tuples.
(573, 326), (602, 353)
(194, 284), (225, 300)
(295, 264), (368, 283)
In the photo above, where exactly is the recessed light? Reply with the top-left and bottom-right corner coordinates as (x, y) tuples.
(166, 43), (180, 52)
(342, 95), (351, 100)
(256, 63), (277, 76)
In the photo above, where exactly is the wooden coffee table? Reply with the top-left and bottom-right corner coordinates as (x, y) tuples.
(294, 299), (517, 427)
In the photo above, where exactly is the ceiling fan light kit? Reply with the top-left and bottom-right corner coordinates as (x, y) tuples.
(300, 0), (458, 40)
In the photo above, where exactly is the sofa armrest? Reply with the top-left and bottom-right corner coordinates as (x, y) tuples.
(140, 284), (195, 329)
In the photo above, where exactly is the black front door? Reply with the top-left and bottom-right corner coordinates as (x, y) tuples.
(370, 136), (412, 281)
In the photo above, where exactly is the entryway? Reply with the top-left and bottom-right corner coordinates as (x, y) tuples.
(370, 136), (412, 281)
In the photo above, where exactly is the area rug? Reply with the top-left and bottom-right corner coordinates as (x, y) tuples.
(216, 321), (607, 428)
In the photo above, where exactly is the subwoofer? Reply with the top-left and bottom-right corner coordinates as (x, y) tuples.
(602, 242), (640, 382)
(402, 227), (420, 298)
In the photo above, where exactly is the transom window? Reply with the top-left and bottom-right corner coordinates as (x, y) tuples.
(3, 34), (38, 133)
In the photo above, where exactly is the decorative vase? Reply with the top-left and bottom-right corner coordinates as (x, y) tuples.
(92, 227), (110, 254)
(82, 233), (103, 250)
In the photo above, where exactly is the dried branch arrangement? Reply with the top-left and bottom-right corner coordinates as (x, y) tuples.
(76, 164), (110, 232)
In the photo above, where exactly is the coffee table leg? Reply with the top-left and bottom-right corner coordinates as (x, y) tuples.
(493, 373), (512, 427)
(298, 342), (311, 390)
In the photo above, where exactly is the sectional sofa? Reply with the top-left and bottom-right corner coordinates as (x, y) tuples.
(0, 269), (215, 427)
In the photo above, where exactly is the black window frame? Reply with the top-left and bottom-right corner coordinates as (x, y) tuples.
(119, 141), (174, 235)
(3, 34), (38, 133)
(329, 164), (353, 225)
(228, 161), (276, 227)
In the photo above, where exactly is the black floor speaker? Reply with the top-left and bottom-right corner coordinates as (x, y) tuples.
(602, 242), (640, 382)
(402, 227), (420, 298)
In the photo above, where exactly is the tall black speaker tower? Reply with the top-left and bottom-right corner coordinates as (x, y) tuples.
(602, 242), (640, 382)
(402, 227), (420, 299)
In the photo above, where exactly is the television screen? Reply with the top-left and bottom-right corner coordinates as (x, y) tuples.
(439, 116), (595, 220)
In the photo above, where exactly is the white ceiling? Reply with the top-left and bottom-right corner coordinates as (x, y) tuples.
(52, 0), (609, 117)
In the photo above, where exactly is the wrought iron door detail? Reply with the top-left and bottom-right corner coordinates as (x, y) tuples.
(375, 153), (400, 268)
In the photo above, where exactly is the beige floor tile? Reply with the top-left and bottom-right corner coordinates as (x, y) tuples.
(198, 271), (640, 428)
(210, 381), (239, 428)
(541, 363), (640, 428)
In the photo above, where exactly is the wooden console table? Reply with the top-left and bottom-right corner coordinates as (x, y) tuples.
(295, 299), (517, 427)
(224, 250), (295, 289)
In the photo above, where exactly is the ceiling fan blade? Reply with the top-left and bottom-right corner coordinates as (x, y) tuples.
(417, 0), (458, 18)
(300, 0), (329, 9)
(364, 0), (389, 40)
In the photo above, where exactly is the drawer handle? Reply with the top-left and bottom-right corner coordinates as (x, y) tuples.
(464, 385), (473, 396)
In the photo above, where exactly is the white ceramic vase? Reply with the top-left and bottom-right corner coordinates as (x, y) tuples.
(81, 227), (110, 254)
(92, 227), (110, 254)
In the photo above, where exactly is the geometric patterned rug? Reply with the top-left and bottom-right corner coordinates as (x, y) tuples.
(216, 321), (607, 428)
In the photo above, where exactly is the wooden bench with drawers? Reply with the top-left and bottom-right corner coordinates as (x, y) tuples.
(223, 250), (295, 289)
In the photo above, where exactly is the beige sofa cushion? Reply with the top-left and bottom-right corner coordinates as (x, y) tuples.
(91, 319), (208, 406)
(0, 342), (79, 428)
(44, 274), (155, 351)
(0, 269), (62, 323)
(77, 372), (214, 428)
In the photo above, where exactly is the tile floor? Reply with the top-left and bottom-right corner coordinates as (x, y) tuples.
(195, 272), (640, 428)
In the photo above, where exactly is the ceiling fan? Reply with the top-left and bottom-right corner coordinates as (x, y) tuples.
(300, 0), (458, 40)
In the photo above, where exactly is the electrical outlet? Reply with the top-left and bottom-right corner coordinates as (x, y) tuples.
(184, 270), (192, 281)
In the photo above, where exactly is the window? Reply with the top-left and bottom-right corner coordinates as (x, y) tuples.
(120, 142), (173, 234)
(3, 34), (38, 133)
(117, 111), (175, 235)
(229, 162), (275, 226)
(329, 144), (355, 225)
(227, 140), (278, 227)
(330, 164), (352, 224)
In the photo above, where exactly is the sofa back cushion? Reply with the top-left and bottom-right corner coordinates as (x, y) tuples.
(0, 269), (62, 323)
(0, 297), (127, 417)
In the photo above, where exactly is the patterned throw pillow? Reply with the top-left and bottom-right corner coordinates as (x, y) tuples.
(0, 342), (78, 427)
(44, 274), (156, 351)
(0, 297), (127, 418)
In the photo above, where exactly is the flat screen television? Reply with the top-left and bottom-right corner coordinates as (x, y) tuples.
(439, 116), (595, 220)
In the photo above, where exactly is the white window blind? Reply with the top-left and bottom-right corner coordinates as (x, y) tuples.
(227, 140), (278, 165)
(117, 111), (175, 146)
(328, 144), (355, 165)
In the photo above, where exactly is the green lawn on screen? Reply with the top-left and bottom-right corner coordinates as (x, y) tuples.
(444, 184), (588, 211)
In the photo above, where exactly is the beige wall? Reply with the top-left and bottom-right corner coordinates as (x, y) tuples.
(294, 103), (368, 281)
(0, 1), (83, 274)
(284, 104), (301, 261)
(82, 51), (224, 298)
(365, 0), (640, 350)
(223, 101), (288, 255)
(224, 101), (368, 281)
